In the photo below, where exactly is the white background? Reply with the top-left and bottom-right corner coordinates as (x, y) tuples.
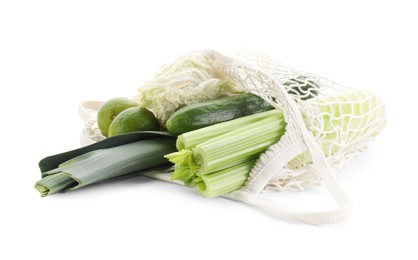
(1, 0), (417, 259)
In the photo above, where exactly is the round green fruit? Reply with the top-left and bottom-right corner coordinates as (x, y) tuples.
(108, 107), (160, 137)
(97, 97), (138, 136)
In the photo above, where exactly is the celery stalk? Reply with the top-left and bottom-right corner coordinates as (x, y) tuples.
(176, 109), (281, 150)
(165, 110), (286, 192)
(196, 160), (256, 198)
(193, 112), (286, 173)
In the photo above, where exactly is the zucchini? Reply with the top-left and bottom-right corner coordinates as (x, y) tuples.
(166, 93), (275, 136)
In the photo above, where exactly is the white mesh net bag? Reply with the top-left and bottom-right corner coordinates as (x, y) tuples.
(79, 49), (386, 225)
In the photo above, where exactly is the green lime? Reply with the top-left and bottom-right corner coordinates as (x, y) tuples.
(108, 107), (160, 137)
(97, 97), (139, 136)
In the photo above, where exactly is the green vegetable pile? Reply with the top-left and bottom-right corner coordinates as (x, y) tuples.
(34, 55), (385, 199)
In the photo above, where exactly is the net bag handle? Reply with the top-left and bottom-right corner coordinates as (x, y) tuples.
(78, 101), (105, 146)
(78, 101), (103, 122)
(203, 50), (352, 225)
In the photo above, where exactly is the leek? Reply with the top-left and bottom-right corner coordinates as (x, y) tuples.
(35, 133), (176, 196)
